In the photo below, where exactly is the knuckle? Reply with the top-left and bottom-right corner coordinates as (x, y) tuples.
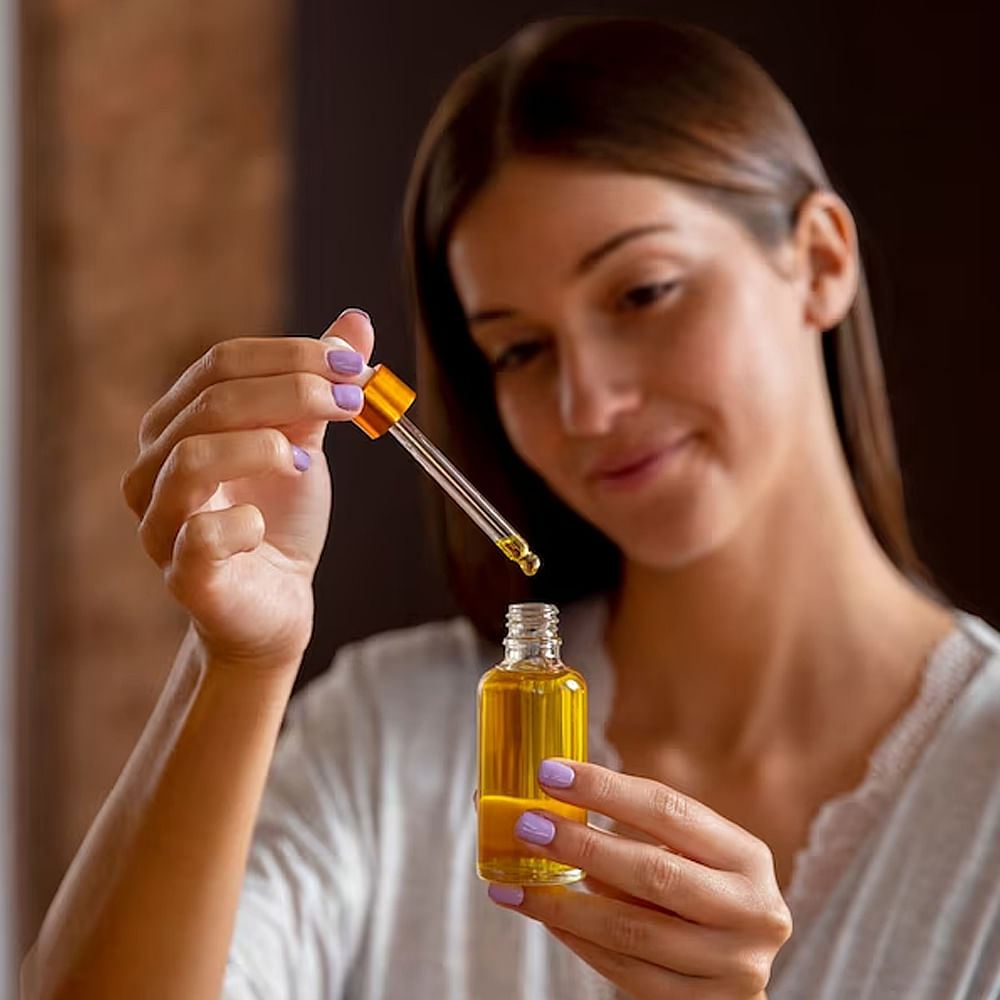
(763, 900), (793, 944)
(732, 950), (773, 994)
(590, 767), (621, 806)
(170, 436), (212, 479)
(201, 340), (238, 381)
(287, 338), (318, 370)
(137, 514), (169, 567)
(137, 407), (160, 447)
(634, 847), (680, 898)
(182, 511), (223, 559)
(120, 464), (143, 513)
(290, 372), (320, 409)
(573, 827), (604, 868)
(191, 382), (226, 423)
(603, 909), (648, 956)
(259, 428), (289, 464)
(746, 834), (775, 873)
(647, 784), (690, 826)
(136, 514), (157, 557)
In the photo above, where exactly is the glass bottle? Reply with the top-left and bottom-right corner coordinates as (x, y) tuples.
(477, 602), (588, 884)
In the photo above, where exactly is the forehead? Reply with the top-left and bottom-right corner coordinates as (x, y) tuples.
(447, 157), (733, 305)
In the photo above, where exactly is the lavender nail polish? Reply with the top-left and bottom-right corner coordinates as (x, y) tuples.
(327, 349), (365, 376)
(291, 445), (311, 472)
(487, 884), (525, 906)
(515, 811), (556, 846)
(332, 383), (363, 411)
(539, 759), (576, 789)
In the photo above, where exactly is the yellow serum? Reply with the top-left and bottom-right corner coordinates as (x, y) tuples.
(477, 603), (588, 885)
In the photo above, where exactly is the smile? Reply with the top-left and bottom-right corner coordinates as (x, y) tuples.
(587, 435), (695, 491)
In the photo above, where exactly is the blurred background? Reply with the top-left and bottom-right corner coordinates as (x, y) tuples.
(3, 0), (996, 979)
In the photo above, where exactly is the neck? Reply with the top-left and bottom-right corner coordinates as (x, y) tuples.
(605, 433), (951, 761)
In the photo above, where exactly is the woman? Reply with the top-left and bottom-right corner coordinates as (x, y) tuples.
(24, 17), (1000, 1000)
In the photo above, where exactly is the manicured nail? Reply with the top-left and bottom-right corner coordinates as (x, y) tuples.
(337, 307), (371, 324)
(327, 349), (365, 376)
(332, 383), (363, 410)
(515, 811), (556, 846)
(539, 759), (576, 789)
(487, 884), (524, 906)
(291, 445), (311, 472)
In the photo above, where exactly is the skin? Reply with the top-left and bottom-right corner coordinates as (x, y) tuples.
(449, 157), (953, 997)
(23, 312), (375, 999)
(23, 159), (950, 999)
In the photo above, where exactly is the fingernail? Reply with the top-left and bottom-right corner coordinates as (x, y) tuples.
(326, 349), (365, 376)
(515, 811), (556, 846)
(337, 307), (371, 324)
(539, 759), (576, 789)
(291, 445), (311, 472)
(488, 884), (524, 906)
(333, 383), (364, 411)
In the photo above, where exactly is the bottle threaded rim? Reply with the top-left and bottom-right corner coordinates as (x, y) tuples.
(505, 602), (560, 641)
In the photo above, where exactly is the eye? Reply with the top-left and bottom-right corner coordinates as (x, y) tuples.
(618, 280), (679, 311)
(491, 340), (549, 373)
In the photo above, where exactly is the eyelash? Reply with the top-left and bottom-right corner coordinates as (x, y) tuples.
(617, 280), (680, 311)
(491, 340), (548, 374)
(489, 280), (681, 373)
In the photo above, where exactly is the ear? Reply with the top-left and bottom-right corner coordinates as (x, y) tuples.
(793, 191), (859, 332)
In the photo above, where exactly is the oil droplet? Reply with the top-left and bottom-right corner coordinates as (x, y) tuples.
(518, 552), (541, 576)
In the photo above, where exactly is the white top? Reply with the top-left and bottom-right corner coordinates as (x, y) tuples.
(223, 601), (1000, 999)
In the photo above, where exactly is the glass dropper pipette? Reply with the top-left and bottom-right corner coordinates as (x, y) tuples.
(326, 337), (541, 577)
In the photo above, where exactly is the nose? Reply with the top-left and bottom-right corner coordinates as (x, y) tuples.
(557, 335), (642, 437)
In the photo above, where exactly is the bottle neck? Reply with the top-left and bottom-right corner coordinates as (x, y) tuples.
(502, 602), (562, 666)
(502, 636), (562, 664)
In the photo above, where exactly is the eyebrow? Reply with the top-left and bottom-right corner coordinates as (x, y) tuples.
(466, 223), (677, 326)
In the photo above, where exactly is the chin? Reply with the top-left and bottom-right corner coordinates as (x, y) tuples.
(596, 490), (740, 575)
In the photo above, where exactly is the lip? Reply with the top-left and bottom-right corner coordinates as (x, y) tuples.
(586, 435), (695, 490)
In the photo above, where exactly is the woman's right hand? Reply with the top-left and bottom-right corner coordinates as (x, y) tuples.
(121, 309), (375, 672)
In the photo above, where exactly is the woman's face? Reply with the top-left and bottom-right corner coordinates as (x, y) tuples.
(448, 158), (828, 570)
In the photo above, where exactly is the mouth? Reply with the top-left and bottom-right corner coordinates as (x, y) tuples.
(586, 435), (695, 490)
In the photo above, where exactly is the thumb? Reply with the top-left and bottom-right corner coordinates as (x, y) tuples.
(321, 307), (375, 363)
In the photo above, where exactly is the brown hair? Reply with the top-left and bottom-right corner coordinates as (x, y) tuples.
(403, 16), (927, 641)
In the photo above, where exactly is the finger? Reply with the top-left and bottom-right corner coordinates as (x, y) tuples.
(513, 811), (753, 926)
(138, 429), (311, 567)
(581, 874), (659, 909)
(139, 328), (370, 451)
(489, 883), (730, 977)
(545, 926), (756, 1000)
(537, 760), (763, 874)
(318, 307), (376, 360)
(124, 371), (359, 518)
(165, 504), (265, 602)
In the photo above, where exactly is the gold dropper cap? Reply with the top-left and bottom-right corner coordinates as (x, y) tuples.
(352, 365), (416, 439)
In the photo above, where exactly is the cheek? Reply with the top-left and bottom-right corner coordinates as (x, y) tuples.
(495, 380), (560, 476)
(675, 275), (806, 456)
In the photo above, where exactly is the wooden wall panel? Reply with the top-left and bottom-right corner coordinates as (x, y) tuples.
(22, 0), (289, 935)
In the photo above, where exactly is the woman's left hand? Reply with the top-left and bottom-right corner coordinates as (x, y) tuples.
(486, 760), (792, 999)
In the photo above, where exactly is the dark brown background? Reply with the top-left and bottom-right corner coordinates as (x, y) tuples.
(293, 0), (998, 686)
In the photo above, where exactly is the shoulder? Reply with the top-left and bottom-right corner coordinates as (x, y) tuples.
(949, 611), (1000, 716)
(956, 610), (1000, 662)
(912, 612), (1000, 803)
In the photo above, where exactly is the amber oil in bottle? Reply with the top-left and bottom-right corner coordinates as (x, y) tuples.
(477, 602), (587, 884)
